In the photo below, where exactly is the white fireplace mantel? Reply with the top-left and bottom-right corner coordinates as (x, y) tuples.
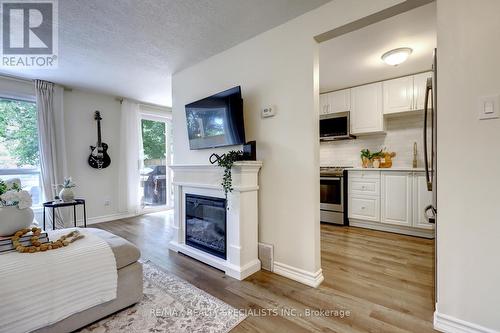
(168, 161), (262, 280)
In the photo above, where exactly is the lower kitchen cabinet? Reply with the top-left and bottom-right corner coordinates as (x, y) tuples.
(348, 170), (434, 238)
(381, 172), (412, 227)
(350, 196), (380, 221)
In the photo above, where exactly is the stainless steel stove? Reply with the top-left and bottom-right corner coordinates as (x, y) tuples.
(320, 166), (347, 177)
(320, 166), (351, 225)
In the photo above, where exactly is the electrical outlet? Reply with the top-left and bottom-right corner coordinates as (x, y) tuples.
(104, 198), (111, 206)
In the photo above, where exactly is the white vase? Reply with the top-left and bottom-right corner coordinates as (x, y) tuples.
(59, 187), (75, 202)
(0, 206), (34, 236)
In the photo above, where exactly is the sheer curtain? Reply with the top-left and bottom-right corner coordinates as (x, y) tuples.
(118, 99), (142, 214)
(34, 80), (68, 228)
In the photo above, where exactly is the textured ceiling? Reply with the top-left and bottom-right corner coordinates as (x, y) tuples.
(0, 0), (330, 106)
(320, 2), (436, 93)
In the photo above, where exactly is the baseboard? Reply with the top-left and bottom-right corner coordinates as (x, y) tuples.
(86, 212), (140, 225)
(434, 311), (499, 333)
(273, 261), (324, 288)
(349, 218), (435, 239)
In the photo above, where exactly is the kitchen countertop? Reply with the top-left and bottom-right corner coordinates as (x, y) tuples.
(349, 167), (425, 172)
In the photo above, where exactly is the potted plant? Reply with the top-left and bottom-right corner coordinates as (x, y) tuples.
(360, 149), (372, 168)
(58, 177), (76, 202)
(0, 178), (34, 236)
(360, 149), (383, 168)
(370, 149), (384, 168)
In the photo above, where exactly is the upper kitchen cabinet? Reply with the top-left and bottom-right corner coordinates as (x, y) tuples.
(413, 72), (432, 110)
(383, 76), (414, 114)
(319, 89), (350, 115)
(319, 93), (330, 114)
(329, 89), (350, 113)
(383, 72), (432, 115)
(351, 82), (384, 135)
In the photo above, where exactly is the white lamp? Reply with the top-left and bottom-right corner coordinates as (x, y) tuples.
(381, 47), (413, 66)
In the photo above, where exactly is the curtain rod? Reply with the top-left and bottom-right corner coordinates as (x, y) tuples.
(0, 73), (72, 91)
(115, 97), (171, 110)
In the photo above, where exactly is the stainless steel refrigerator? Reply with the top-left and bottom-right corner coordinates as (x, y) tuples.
(423, 48), (437, 304)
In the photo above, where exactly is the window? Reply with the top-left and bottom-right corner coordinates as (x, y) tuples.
(139, 111), (173, 209)
(0, 97), (42, 206)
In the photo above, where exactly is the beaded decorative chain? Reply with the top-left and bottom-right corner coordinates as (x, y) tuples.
(12, 227), (85, 253)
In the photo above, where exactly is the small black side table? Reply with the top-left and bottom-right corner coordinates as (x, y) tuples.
(42, 199), (87, 230)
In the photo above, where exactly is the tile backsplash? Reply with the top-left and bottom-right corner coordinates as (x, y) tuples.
(320, 113), (430, 168)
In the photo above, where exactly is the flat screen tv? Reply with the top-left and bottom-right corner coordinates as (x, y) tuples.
(185, 86), (245, 150)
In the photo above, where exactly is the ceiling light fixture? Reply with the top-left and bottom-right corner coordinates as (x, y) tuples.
(381, 47), (413, 66)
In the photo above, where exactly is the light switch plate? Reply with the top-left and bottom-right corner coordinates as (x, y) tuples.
(479, 95), (500, 120)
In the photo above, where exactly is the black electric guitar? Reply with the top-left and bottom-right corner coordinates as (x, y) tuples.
(88, 111), (111, 169)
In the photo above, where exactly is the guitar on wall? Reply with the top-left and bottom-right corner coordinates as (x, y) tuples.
(88, 110), (111, 169)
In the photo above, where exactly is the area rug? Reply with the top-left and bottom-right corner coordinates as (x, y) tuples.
(79, 262), (246, 333)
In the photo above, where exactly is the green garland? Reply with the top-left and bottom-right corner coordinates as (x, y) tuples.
(216, 150), (244, 199)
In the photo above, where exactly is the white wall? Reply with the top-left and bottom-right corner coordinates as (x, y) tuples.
(436, 0), (500, 331)
(320, 113), (428, 167)
(0, 77), (123, 222)
(172, 0), (403, 280)
(63, 90), (123, 221)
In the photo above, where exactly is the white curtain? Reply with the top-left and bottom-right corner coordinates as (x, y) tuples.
(118, 99), (142, 214)
(34, 80), (68, 228)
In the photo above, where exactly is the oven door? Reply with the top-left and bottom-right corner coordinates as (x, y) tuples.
(320, 176), (343, 212)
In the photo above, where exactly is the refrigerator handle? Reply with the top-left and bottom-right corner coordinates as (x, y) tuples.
(423, 77), (433, 192)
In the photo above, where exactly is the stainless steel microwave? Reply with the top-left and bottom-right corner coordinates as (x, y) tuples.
(320, 111), (356, 141)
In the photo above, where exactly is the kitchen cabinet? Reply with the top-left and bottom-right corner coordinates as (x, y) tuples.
(348, 171), (380, 222)
(329, 89), (350, 113)
(350, 196), (380, 221)
(413, 172), (434, 229)
(383, 76), (414, 114)
(348, 170), (434, 238)
(381, 172), (412, 227)
(350, 82), (384, 134)
(413, 72), (432, 111)
(319, 93), (330, 114)
(350, 178), (379, 196)
(383, 72), (432, 114)
(319, 89), (350, 114)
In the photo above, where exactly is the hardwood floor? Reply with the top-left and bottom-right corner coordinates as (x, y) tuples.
(92, 212), (436, 333)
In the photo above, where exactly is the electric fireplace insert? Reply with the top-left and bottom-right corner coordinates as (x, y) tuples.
(185, 194), (227, 259)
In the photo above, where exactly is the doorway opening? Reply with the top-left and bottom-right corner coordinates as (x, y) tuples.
(316, 0), (437, 327)
(139, 110), (173, 212)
